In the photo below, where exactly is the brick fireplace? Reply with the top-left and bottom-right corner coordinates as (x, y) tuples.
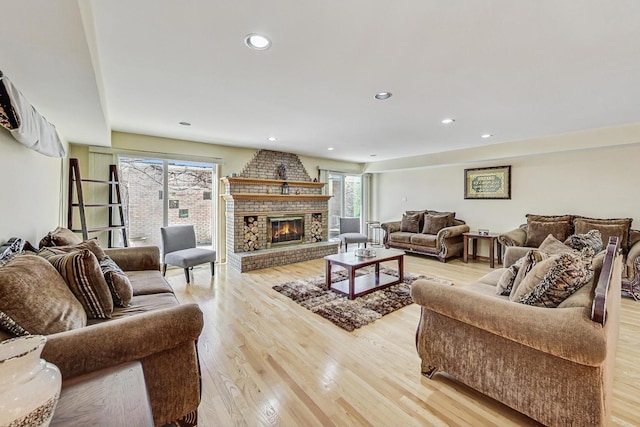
(222, 150), (339, 271)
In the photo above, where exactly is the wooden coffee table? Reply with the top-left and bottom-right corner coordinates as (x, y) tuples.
(324, 248), (404, 299)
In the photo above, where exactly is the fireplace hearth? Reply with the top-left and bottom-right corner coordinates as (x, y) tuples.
(268, 216), (303, 246)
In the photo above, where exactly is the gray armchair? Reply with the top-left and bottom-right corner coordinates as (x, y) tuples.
(339, 217), (368, 252)
(160, 225), (216, 284)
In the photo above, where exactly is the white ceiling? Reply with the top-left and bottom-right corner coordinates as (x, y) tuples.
(2, 0), (640, 163)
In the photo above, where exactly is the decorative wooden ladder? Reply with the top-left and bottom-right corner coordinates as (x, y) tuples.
(67, 158), (128, 247)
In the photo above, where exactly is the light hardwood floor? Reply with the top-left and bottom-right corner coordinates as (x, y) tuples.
(165, 254), (640, 427)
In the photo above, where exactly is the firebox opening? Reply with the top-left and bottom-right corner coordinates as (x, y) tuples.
(268, 216), (304, 246)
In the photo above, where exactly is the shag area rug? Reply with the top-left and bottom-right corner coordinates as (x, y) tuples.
(273, 267), (452, 331)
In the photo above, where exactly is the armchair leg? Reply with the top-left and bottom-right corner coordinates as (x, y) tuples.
(184, 268), (190, 284)
(210, 262), (215, 276)
(421, 363), (438, 379)
(162, 264), (167, 276)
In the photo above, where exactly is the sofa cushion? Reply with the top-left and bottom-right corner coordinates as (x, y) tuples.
(88, 292), (179, 324)
(512, 252), (594, 307)
(99, 256), (133, 307)
(38, 226), (82, 248)
(564, 229), (603, 254)
(410, 233), (437, 248)
(39, 248), (114, 319)
(525, 219), (572, 247)
(127, 270), (175, 296)
(0, 254), (86, 336)
(400, 213), (421, 233)
(422, 212), (454, 235)
(388, 232), (413, 244)
(574, 217), (632, 253)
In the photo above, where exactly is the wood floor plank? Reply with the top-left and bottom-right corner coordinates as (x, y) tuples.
(166, 253), (640, 426)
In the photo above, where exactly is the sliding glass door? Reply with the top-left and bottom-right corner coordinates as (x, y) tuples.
(327, 172), (363, 239)
(118, 156), (216, 250)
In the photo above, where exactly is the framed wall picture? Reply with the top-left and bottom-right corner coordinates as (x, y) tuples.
(464, 165), (511, 199)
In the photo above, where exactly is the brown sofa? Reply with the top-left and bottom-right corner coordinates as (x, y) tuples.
(381, 210), (469, 262)
(499, 214), (640, 297)
(410, 237), (622, 426)
(0, 243), (204, 426)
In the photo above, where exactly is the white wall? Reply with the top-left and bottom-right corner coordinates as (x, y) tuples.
(374, 143), (640, 257)
(0, 132), (66, 245)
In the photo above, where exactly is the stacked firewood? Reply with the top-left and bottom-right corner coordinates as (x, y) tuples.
(310, 217), (322, 242)
(243, 217), (260, 251)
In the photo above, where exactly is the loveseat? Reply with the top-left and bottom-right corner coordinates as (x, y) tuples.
(410, 235), (622, 426)
(381, 210), (469, 261)
(499, 213), (640, 297)
(0, 229), (204, 426)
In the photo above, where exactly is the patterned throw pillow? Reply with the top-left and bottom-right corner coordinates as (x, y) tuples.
(514, 252), (594, 308)
(509, 250), (551, 298)
(422, 213), (453, 235)
(38, 227), (83, 248)
(39, 248), (114, 319)
(99, 256), (133, 307)
(0, 255), (86, 336)
(400, 213), (421, 233)
(40, 238), (106, 261)
(564, 229), (603, 254)
(496, 256), (525, 296)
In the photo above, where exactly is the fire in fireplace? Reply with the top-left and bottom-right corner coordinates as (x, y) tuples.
(268, 216), (304, 246)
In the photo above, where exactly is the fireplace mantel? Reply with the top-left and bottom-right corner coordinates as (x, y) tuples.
(222, 177), (326, 188)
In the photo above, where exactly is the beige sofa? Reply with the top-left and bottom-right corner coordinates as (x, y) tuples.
(499, 213), (640, 297)
(410, 237), (622, 426)
(0, 241), (204, 427)
(381, 210), (469, 261)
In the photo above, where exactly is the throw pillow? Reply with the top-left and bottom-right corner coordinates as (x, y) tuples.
(538, 234), (577, 255)
(496, 256), (525, 296)
(513, 252), (594, 307)
(0, 254), (86, 336)
(524, 219), (572, 248)
(422, 213), (453, 235)
(39, 238), (106, 261)
(509, 250), (551, 299)
(564, 229), (603, 254)
(38, 226), (83, 248)
(99, 256), (133, 307)
(400, 213), (421, 233)
(39, 248), (114, 319)
(573, 217), (632, 253)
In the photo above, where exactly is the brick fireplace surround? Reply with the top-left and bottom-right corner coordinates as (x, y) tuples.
(222, 150), (339, 272)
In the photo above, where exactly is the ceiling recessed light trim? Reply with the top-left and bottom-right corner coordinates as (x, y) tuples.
(244, 33), (271, 50)
(267, 136), (278, 142)
(179, 121), (191, 126)
(327, 147), (334, 151)
(481, 133), (493, 138)
(374, 92), (392, 100)
(441, 118), (455, 124)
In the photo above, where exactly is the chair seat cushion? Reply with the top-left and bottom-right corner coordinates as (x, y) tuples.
(339, 233), (367, 244)
(165, 248), (216, 268)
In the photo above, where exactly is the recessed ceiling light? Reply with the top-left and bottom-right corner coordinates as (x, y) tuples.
(179, 121), (191, 126)
(370, 154), (377, 157)
(374, 92), (392, 100)
(481, 134), (492, 138)
(327, 147), (334, 151)
(267, 136), (278, 142)
(441, 118), (455, 124)
(244, 33), (271, 50)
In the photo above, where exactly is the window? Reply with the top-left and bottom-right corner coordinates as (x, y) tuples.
(118, 156), (216, 250)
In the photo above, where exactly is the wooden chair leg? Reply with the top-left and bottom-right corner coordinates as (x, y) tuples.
(210, 262), (215, 276)
(162, 264), (167, 276)
(184, 268), (190, 284)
